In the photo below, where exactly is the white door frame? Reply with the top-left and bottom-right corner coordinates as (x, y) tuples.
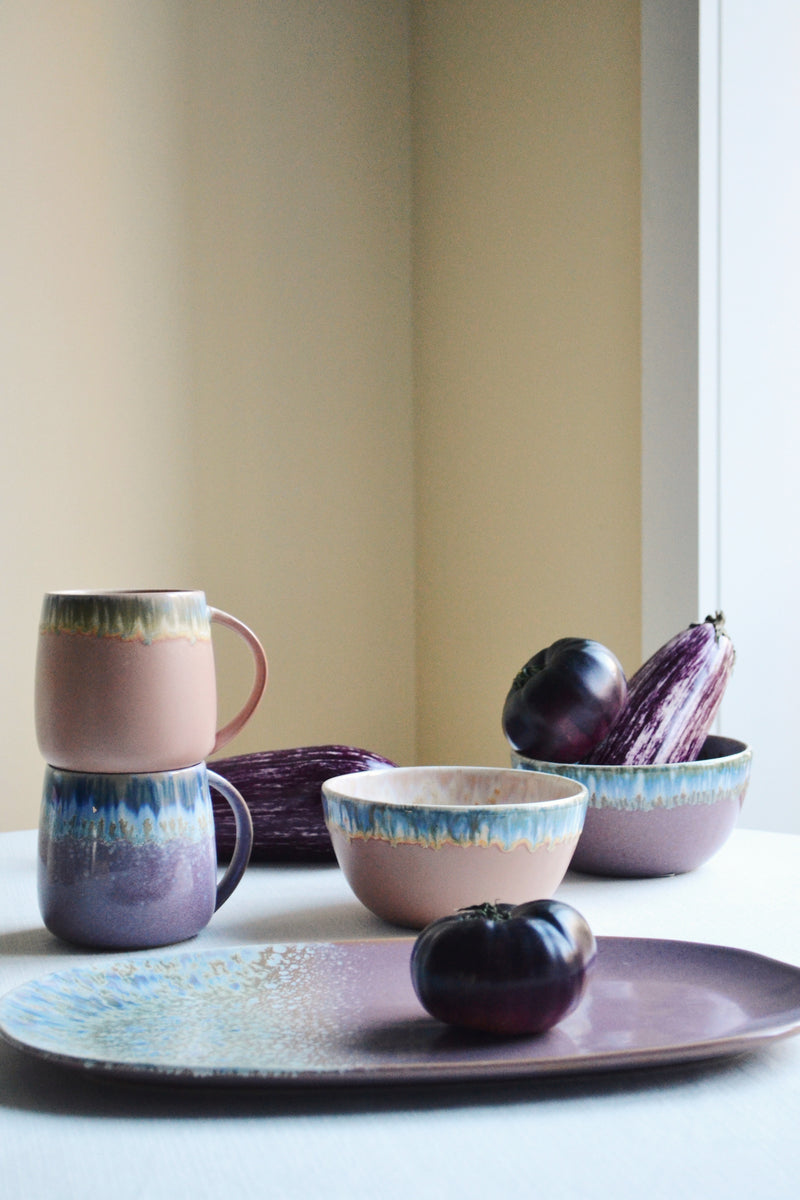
(641, 0), (721, 657)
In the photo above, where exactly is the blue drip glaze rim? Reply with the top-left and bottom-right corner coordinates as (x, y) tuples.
(40, 763), (212, 844)
(322, 788), (587, 851)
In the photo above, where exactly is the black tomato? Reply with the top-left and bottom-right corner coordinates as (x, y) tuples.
(502, 637), (628, 762)
(410, 899), (597, 1036)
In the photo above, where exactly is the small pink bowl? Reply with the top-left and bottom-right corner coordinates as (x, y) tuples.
(321, 765), (587, 929)
(511, 735), (752, 877)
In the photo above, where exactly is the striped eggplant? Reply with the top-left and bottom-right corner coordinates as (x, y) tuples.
(587, 613), (735, 766)
(211, 744), (397, 863)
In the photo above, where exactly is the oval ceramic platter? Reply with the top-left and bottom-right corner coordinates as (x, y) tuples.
(2, 937), (800, 1087)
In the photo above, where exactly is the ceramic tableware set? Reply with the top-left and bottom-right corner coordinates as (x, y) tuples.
(34, 590), (267, 950)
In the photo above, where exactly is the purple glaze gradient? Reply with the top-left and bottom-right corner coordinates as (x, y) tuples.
(38, 835), (217, 950)
(37, 764), (253, 950)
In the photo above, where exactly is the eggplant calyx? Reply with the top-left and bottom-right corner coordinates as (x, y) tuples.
(690, 611), (727, 640)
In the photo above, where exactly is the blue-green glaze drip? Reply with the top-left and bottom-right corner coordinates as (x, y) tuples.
(510, 739), (752, 813)
(322, 792), (586, 851)
(40, 591), (211, 644)
(40, 765), (212, 845)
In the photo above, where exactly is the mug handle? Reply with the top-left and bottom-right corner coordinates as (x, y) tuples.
(208, 769), (254, 910)
(208, 608), (269, 754)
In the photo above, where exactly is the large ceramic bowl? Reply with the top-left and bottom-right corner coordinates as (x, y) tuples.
(510, 735), (752, 878)
(321, 765), (588, 929)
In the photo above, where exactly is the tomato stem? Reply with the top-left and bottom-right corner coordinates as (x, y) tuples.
(457, 902), (511, 922)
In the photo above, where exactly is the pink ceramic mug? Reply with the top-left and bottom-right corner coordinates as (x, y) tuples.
(35, 589), (268, 773)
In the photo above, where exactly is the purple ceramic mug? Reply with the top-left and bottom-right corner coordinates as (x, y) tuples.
(38, 762), (254, 949)
(35, 589), (268, 773)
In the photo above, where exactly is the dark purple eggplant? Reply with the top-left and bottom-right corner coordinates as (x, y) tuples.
(211, 745), (397, 863)
(502, 638), (628, 763)
(588, 612), (735, 766)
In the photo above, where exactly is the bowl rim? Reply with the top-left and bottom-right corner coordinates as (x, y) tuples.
(321, 764), (588, 812)
(509, 734), (751, 774)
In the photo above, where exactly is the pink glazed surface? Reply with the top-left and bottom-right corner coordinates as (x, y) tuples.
(328, 830), (581, 930)
(35, 631), (218, 773)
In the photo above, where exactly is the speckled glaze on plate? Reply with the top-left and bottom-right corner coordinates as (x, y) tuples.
(2, 937), (799, 1087)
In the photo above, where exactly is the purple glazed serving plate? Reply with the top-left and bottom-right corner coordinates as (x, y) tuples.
(1, 937), (799, 1086)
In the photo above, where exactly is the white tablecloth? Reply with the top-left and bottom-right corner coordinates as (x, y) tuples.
(1, 827), (799, 1200)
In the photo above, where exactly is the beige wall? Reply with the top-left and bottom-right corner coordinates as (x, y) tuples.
(184, 4), (416, 770)
(0, 3), (198, 832)
(0, 1), (416, 832)
(0, 1), (640, 833)
(412, 2), (642, 766)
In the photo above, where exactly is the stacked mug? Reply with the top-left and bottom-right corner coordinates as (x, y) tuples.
(34, 590), (268, 950)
